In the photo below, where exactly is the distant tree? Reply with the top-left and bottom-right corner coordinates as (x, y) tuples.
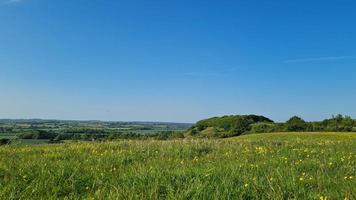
(286, 116), (307, 131)
(0, 138), (11, 145)
(250, 122), (276, 133)
(192, 115), (274, 137)
(20, 132), (39, 139)
(324, 115), (354, 131)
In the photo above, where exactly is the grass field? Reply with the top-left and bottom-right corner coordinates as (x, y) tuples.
(0, 132), (355, 199)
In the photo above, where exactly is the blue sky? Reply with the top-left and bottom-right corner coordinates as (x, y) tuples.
(1, 0), (356, 122)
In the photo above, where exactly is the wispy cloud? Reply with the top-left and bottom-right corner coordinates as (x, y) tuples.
(285, 56), (352, 63)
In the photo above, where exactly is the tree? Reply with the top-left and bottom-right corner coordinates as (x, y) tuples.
(0, 138), (11, 145)
(286, 116), (307, 131)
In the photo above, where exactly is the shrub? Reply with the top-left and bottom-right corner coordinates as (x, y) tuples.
(191, 115), (274, 137)
(286, 116), (307, 131)
(0, 138), (11, 145)
(250, 122), (277, 133)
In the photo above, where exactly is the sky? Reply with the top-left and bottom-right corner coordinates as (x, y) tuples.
(1, 0), (356, 123)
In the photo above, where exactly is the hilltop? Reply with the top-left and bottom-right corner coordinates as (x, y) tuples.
(186, 114), (356, 138)
(186, 115), (273, 138)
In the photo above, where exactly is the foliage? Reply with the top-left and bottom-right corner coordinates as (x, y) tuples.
(286, 116), (307, 131)
(0, 120), (190, 142)
(19, 130), (58, 140)
(189, 115), (274, 138)
(191, 114), (356, 137)
(250, 122), (280, 133)
(0, 138), (10, 145)
(2, 115), (356, 141)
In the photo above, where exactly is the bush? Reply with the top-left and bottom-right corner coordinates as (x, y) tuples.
(191, 115), (274, 138)
(20, 132), (39, 139)
(286, 116), (307, 131)
(250, 123), (277, 133)
(0, 138), (11, 145)
(188, 114), (356, 138)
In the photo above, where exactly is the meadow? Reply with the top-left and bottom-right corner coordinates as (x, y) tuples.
(0, 132), (355, 199)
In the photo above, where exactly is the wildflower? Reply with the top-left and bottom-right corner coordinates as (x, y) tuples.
(343, 176), (353, 180)
(244, 183), (249, 187)
(320, 196), (328, 200)
(299, 177), (304, 181)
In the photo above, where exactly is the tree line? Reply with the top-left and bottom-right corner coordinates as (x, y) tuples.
(187, 114), (356, 138)
(1, 114), (355, 145)
(251, 114), (356, 133)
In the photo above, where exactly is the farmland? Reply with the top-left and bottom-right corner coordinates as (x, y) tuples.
(0, 132), (355, 199)
(0, 119), (191, 144)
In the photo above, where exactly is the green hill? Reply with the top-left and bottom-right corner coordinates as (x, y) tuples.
(187, 115), (273, 138)
(187, 114), (356, 138)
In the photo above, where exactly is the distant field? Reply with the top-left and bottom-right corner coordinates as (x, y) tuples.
(0, 134), (17, 139)
(0, 132), (355, 199)
(0, 120), (192, 143)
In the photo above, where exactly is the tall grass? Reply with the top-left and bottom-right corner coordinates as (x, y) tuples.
(0, 132), (355, 199)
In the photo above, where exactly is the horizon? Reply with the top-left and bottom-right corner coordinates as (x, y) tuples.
(0, 113), (352, 124)
(1, 0), (356, 122)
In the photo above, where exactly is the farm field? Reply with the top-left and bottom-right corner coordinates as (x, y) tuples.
(0, 120), (191, 143)
(0, 132), (355, 199)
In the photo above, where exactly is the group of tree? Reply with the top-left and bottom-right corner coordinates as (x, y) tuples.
(2, 114), (355, 143)
(187, 115), (274, 138)
(187, 114), (356, 138)
(16, 129), (185, 143)
(251, 114), (356, 133)
(0, 138), (11, 145)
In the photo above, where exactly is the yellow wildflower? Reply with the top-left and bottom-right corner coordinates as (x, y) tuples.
(320, 196), (327, 200)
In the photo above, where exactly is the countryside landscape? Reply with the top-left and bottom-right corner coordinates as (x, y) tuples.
(1, 0), (356, 199)
(0, 115), (355, 199)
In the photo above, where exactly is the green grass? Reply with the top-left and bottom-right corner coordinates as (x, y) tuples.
(0, 132), (355, 199)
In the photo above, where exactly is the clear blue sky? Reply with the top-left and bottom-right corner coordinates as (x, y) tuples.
(1, 0), (356, 123)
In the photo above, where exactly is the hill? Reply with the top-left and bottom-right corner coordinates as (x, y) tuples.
(186, 115), (274, 138)
(187, 114), (356, 138)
